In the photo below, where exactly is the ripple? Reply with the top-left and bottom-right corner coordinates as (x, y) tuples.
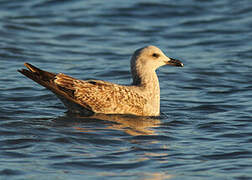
(0, 169), (23, 176)
(202, 151), (252, 160)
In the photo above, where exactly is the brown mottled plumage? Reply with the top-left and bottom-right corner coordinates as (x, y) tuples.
(18, 46), (183, 116)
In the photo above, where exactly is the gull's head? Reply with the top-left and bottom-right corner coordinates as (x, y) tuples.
(131, 45), (183, 71)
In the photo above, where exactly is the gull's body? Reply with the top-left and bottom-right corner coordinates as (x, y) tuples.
(18, 46), (183, 116)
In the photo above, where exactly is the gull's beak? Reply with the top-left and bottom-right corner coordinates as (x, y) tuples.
(166, 57), (184, 67)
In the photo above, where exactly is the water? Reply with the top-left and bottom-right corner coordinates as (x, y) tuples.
(1, 0), (252, 179)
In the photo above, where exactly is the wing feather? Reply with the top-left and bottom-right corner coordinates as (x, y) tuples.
(55, 74), (147, 115)
(19, 63), (147, 116)
(72, 79), (147, 115)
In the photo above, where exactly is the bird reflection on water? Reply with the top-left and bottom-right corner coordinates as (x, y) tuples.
(53, 113), (161, 136)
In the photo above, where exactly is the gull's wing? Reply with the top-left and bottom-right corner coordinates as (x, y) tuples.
(18, 63), (147, 115)
(55, 73), (147, 115)
(18, 63), (93, 114)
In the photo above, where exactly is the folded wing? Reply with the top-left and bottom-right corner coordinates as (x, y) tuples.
(19, 63), (147, 115)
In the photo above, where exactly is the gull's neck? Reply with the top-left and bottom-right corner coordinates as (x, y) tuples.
(132, 68), (160, 89)
(131, 65), (161, 115)
(131, 55), (160, 89)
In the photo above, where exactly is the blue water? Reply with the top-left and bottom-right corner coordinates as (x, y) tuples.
(1, 0), (252, 179)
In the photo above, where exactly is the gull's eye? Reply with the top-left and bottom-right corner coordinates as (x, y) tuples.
(152, 53), (160, 58)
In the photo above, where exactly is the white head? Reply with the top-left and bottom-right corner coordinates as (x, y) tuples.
(131, 45), (183, 71)
(131, 45), (183, 85)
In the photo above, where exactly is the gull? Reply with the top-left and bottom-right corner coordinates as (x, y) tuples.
(18, 45), (183, 116)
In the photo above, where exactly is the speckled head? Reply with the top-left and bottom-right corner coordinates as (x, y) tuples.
(131, 45), (183, 73)
(130, 45), (183, 86)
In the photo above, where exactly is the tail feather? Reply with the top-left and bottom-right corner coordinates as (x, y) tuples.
(18, 63), (56, 90)
(23, 62), (55, 80)
(18, 63), (94, 115)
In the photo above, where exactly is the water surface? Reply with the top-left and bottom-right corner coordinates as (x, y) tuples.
(1, 0), (252, 179)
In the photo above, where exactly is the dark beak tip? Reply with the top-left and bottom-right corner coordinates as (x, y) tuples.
(168, 58), (184, 67)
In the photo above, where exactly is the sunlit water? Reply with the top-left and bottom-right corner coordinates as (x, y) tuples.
(1, 0), (252, 179)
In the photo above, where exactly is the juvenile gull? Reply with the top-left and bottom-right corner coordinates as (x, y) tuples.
(18, 45), (183, 116)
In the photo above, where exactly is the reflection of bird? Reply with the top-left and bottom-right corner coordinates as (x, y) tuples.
(55, 114), (161, 136)
(18, 45), (183, 116)
(91, 114), (161, 136)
